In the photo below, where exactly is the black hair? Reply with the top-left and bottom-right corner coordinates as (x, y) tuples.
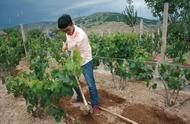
(58, 14), (72, 29)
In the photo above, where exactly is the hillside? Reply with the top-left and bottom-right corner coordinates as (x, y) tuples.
(75, 12), (158, 28)
(4, 12), (158, 33)
(85, 21), (157, 35)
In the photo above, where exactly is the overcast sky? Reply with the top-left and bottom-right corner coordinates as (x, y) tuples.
(0, 0), (156, 29)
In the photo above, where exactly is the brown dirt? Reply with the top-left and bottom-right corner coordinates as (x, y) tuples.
(118, 104), (186, 124)
(94, 70), (190, 123)
(86, 21), (156, 35)
(1, 69), (190, 124)
(64, 104), (110, 124)
(84, 89), (126, 107)
(79, 80), (87, 89)
(59, 88), (125, 124)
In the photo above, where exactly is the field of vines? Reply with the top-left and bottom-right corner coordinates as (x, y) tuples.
(0, 27), (190, 123)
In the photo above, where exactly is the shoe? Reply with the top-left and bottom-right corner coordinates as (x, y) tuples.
(92, 105), (101, 115)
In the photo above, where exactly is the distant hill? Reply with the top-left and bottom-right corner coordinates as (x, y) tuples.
(4, 12), (159, 33)
(10, 21), (56, 32)
(75, 12), (158, 28)
(23, 22), (56, 30)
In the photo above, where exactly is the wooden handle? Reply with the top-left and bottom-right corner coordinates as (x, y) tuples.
(75, 76), (89, 109)
(87, 101), (138, 124)
(99, 106), (138, 124)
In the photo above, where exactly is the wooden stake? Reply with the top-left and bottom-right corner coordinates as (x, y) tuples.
(160, 3), (169, 61)
(20, 24), (28, 58)
(140, 19), (143, 40)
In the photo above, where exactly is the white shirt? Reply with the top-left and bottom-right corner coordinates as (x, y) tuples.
(66, 25), (92, 65)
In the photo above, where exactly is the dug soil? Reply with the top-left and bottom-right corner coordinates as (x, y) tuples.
(59, 88), (126, 124)
(117, 104), (186, 124)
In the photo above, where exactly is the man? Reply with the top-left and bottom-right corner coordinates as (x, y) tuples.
(58, 14), (100, 113)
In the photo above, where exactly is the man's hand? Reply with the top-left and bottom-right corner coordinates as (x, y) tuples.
(62, 42), (68, 52)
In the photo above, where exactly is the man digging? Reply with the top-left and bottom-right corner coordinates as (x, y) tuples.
(58, 14), (100, 114)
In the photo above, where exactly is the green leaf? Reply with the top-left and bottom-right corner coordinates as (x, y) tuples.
(27, 105), (34, 113)
(48, 106), (65, 122)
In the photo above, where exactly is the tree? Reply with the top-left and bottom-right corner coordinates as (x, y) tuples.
(144, 0), (190, 41)
(181, 1), (190, 41)
(145, 0), (190, 62)
(123, 0), (138, 31)
(145, 0), (190, 106)
(144, 0), (183, 21)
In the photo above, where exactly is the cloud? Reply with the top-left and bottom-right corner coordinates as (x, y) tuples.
(0, 0), (155, 28)
(49, 0), (116, 18)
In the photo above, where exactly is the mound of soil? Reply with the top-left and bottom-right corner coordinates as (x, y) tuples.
(59, 89), (125, 124)
(119, 104), (187, 124)
(84, 89), (126, 107)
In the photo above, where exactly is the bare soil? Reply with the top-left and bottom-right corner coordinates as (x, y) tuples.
(0, 70), (190, 124)
(118, 104), (186, 124)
